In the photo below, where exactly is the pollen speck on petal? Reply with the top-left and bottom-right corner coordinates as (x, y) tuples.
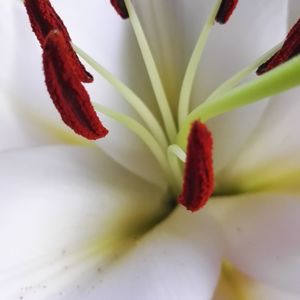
(216, 0), (239, 24)
(178, 121), (214, 212)
(24, 0), (93, 83)
(257, 19), (300, 75)
(110, 0), (129, 19)
(43, 30), (108, 140)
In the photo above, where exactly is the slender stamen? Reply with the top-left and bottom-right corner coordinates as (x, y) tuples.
(74, 44), (169, 149)
(257, 19), (300, 75)
(93, 103), (178, 192)
(166, 150), (183, 194)
(177, 55), (300, 147)
(177, 0), (222, 126)
(206, 42), (282, 101)
(168, 145), (187, 163)
(124, 0), (177, 142)
(216, 0), (239, 24)
(110, 0), (129, 19)
(178, 121), (214, 212)
(43, 30), (108, 140)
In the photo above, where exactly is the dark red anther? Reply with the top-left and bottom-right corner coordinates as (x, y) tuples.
(257, 19), (300, 75)
(110, 0), (129, 19)
(43, 31), (108, 140)
(178, 121), (214, 212)
(24, 0), (70, 45)
(216, 0), (239, 24)
(24, 0), (93, 83)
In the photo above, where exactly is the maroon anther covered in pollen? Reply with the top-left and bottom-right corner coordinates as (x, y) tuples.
(178, 121), (214, 212)
(216, 0), (239, 24)
(43, 31), (108, 140)
(24, 0), (93, 83)
(257, 19), (300, 75)
(110, 0), (129, 19)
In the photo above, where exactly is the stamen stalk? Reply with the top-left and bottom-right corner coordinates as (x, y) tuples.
(177, 0), (222, 126)
(74, 43), (168, 149)
(205, 42), (283, 102)
(124, 0), (177, 142)
(168, 145), (187, 162)
(177, 55), (300, 147)
(167, 149), (183, 194)
(94, 103), (177, 189)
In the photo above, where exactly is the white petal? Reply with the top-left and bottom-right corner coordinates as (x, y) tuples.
(0, 91), (33, 151)
(209, 101), (269, 174)
(218, 88), (300, 193)
(0, 1), (15, 88)
(0, 90), (90, 151)
(288, 0), (300, 27)
(96, 115), (166, 188)
(209, 194), (300, 293)
(0, 146), (167, 299)
(74, 207), (222, 300)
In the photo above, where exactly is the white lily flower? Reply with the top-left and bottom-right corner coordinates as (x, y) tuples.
(1, 0), (300, 299)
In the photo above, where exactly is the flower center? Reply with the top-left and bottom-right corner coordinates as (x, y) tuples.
(24, 0), (300, 212)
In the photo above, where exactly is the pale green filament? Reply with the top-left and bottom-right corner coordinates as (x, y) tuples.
(177, 55), (300, 147)
(205, 42), (283, 101)
(124, 0), (177, 142)
(167, 148), (183, 193)
(73, 43), (168, 150)
(168, 145), (187, 162)
(167, 144), (187, 192)
(93, 103), (178, 191)
(177, 0), (222, 126)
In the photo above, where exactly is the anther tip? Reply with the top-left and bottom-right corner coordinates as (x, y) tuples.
(216, 0), (239, 24)
(110, 0), (129, 19)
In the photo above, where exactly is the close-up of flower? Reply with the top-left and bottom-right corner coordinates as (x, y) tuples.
(1, 0), (300, 299)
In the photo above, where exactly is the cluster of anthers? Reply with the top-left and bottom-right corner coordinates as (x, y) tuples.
(24, 0), (300, 212)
